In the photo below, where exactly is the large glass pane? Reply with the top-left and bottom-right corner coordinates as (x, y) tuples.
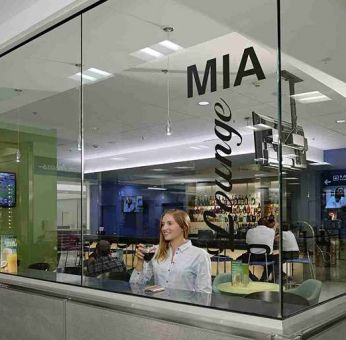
(0, 17), (82, 283)
(280, 0), (346, 316)
(82, 0), (287, 318)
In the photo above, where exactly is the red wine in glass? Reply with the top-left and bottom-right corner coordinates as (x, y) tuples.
(144, 251), (155, 262)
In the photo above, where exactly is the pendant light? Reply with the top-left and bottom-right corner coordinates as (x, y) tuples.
(163, 26), (174, 136)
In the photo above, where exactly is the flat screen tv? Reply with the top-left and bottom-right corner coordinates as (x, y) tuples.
(0, 172), (16, 207)
(122, 195), (143, 213)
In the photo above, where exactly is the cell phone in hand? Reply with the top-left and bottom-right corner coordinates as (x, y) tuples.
(144, 285), (165, 293)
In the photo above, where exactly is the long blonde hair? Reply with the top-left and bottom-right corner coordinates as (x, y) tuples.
(155, 209), (190, 262)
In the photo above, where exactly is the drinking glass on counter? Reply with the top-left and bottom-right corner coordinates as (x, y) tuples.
(7, 253), (17, 273)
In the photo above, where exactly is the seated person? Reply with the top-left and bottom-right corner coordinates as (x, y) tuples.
(282, 223), (299, 261)
(86, 240), (126, 277)
(238, 217), (278, 281)
(130, 209), (212, 293)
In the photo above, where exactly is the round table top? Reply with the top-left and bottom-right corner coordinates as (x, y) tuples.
(217, 281), (280, 295)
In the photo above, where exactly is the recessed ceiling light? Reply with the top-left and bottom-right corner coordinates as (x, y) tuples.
(175, 166), (194, 169)
(140, 47), (164, 58)
(75, 72), (97, 82)
(147, 186), (167, 191)
(152, 168), (165, 171)
(158, 40), (182, 51)
(188, 145), (209, 150)
(198, 101), (209, 106)
(254, 123), (271, 130)
(69, 68), (112, 83)
(291, 91), (331, 103)
(310, 161), (331, 166)
(88, 68), (112, 77)
(111, 157), (127, 161)
(336, 119), (346, 124)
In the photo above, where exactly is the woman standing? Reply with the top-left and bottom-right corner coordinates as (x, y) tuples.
(130, 209), (212, 293)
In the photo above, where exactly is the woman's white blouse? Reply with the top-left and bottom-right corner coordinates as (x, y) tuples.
(130, 240), (212, 293)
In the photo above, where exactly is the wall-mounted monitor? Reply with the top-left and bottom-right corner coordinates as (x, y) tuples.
(0, 172), (16, 207)
(252, 111), (308, 169)
(122, 196), (143, 213)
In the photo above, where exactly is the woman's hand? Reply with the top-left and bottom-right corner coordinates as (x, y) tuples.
(134, 243), (146, 272)
(135, 243), (146, 262)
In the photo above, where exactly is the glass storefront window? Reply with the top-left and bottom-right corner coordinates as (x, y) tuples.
(0, 0), (345, 321)
(0, 17), (82, 281)
(280, 0), (346, 315)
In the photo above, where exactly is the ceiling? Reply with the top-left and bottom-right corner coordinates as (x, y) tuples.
(0, 0), (345, 179)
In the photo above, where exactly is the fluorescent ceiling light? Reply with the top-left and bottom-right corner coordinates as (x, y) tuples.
(288, 182), (300, 185)
(336, 119), (346, 123)
(111, 157), (127, 161)
(246, 126), (258, 131)
(69, 68), (112, 83)
(147, 187), (167, 191)
(283, 177), (299, 180)
(254, 123), (271, 130)
(152, 168), (165, 171)
(254, 173), (267, 177)
(198, 101), (209, 106)
(310, 161), (331, 166)
(189, 145), (209, 150)
(291, 91), (331, 103)
(159, 40), (182, 51)
(76, 72), (97, 82)
(140, 47), (164, 58)
(88, 68), (112, 77)
(175, 166), (194, 169)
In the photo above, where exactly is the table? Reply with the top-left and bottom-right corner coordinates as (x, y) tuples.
(217, 281), (279, 295)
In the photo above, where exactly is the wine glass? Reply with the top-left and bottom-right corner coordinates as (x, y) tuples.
(143, 244), (155, 262)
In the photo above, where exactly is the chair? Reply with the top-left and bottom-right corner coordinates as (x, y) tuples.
(285, 257), (315, 283)
(28, 262), (50, 271)
(208, 248), (232, 275)
(245, 291), (310, 306)
(286, 279), (322, 306)
(247, 244), (276, 282)
(116, 243), (135, 267)
(287, 221), (316, 282)
(212, 272), (232, 293)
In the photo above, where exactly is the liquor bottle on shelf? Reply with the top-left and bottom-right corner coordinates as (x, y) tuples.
(239, 195), (244, 206)
(251, 196), (256, 205)
(244, 195), (248, 205)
